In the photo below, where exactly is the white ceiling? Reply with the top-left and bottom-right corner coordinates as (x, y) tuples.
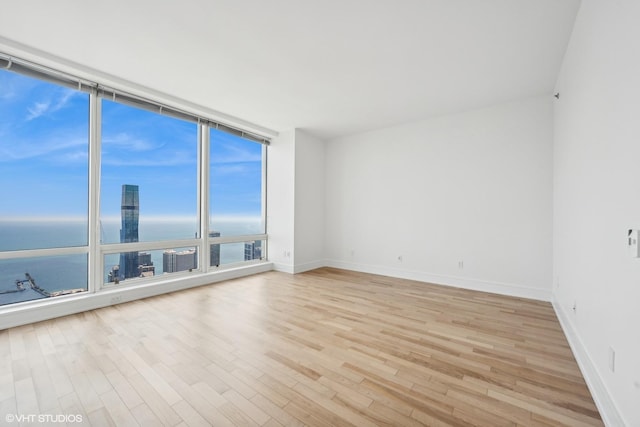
(0, 0), (580, 140)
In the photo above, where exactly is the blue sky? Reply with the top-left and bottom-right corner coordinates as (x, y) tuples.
(0, 69), (263, 223)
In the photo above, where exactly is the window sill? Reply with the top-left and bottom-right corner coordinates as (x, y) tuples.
(0, 261), (273, 330)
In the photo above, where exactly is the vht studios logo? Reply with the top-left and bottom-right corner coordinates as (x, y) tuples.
(6, 413), (84, 423)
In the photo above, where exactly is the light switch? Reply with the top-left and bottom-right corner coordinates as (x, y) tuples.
(628, 229), (640, 258)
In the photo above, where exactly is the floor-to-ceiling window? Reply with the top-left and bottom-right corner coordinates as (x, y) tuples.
(209, 127), (266, 268)
(100, 98), (200, 285)
(0, 62), (90, 305)
(0, 54), (268, 307)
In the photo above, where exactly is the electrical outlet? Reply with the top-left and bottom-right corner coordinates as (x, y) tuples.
(458, 261), (464, 269)
(397, 255), (403, 262)
(572, 301), (577, 313)
(111, 295), (122, 304)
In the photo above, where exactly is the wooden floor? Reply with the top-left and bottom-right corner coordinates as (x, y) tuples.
(0, 268), (602, 426)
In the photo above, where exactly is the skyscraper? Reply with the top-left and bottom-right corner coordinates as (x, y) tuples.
(244, 240), (262, 261)
(119, 184), (139, 279)
(138, 252), (155, 278)
(163, 249), (197, 273)
(138, 252), (152, 267)
(209, 231), (221, 267)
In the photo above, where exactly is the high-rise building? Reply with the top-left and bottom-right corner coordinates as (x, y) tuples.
(138, 264), (155, 277)
(138, 252), (152, 266)
(138, 252), (155, 278)
(163, 249), (197, 273)
(209, 231), (220, 267)
(244, 240), (262, 261)
(119, 184), (139, 280)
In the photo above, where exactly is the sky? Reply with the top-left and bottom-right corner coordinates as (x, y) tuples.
(0, 68), (263, 225)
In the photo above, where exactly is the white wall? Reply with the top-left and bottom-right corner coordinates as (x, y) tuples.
(267, 129), (326, 273)
(553, 1), (640, 425)
(325, 95), (553, 300)
(293, 130), (326, 272)
(267, 130), (296, 272)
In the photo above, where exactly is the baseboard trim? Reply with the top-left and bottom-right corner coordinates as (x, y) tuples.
(273, 260), (325, 274)
(0, 262), (273, 330)
(272, 262), (295, 274)
(293, 260), (326, 274)
(552, 296), (626, 427)
(324, 259), (551, 301)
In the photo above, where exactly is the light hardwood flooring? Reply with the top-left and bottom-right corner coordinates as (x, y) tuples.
(0, 267), (602, 426)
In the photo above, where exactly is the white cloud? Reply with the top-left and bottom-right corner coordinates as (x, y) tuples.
(52, 90), (76, 112)
(54, 150), (88, 163)
(102, 150), (195, 167)
(0, 89), (16, 101)
(102, 132), (158, 152)
(26, 101), (51, 120)
(25, 89), (80, 121)
(212, 142), (262, 164)
(211, 164), (251, 175)
(0, 135), (87, 162)
(101, 132), (197, 167)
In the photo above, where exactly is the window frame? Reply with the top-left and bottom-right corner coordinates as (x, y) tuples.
(0, 54), (269, 306)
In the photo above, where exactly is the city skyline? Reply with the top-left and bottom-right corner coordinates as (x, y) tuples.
(105, 185), (241, 282)
(1, 64), (266, 303)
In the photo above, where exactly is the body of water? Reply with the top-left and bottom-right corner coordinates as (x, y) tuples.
(0, 218), (264, 306)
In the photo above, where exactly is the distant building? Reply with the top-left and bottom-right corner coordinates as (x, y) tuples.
(107, 185), (156, 283)
(209, 231), (221, 267)
(244, 240), (262, 261)
(107, 265), (120, 283)
(119, 184), (139, 280)
(163, 249), (197, 273)
(138, 252), (154, 278)
(138, 264), (155, 278)
(138, 252), (152, 267)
